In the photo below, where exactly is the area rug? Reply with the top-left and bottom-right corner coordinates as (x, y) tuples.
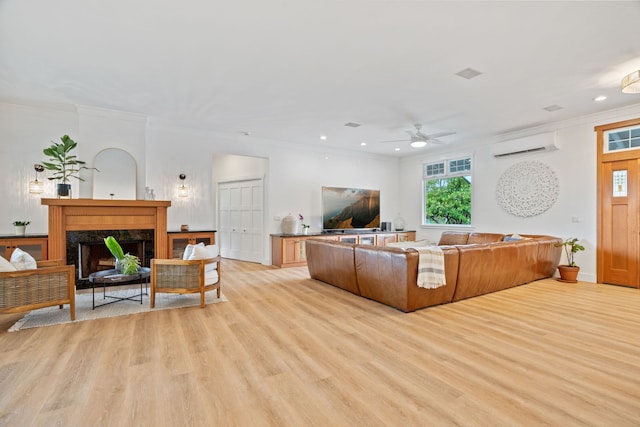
(8, 288), (228, 332)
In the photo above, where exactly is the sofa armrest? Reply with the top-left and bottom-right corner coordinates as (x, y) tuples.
(306, 239), (359, 295)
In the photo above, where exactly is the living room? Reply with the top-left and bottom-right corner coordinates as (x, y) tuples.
(4, 96), (640, 282)
(2, 1), (640, 425)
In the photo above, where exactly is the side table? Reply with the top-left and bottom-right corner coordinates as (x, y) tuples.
(88, 267), (151, 309)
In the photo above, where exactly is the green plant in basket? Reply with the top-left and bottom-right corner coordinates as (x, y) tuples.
(104, 235), (140, 274)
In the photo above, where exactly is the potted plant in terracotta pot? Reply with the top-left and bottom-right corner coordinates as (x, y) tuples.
(42, 135), (96, 198)
(555, 237), (585, 283)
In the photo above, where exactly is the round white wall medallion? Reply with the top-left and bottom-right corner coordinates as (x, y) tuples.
(495, 160), (559, 217)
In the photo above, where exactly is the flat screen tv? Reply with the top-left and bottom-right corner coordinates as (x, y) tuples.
(322, 186), (380, 231)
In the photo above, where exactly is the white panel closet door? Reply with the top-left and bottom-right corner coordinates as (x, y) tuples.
(218, 179), (263, 263)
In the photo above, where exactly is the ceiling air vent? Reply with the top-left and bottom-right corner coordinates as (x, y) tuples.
(492, 132), (559, 158)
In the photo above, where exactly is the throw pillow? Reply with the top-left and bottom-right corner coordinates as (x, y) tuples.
(183, 242), (205, 260)
(504, 234), (523, 242)
(10, 248), (37, 270)
(187, 244), (210, 260)
(205, 244), (219, 258)
(0, 255), (17, 272)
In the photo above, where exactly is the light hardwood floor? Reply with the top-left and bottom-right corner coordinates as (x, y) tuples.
(0, 259), (639, 426)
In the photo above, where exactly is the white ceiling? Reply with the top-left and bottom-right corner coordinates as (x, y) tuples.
(2, 1), (640, 156)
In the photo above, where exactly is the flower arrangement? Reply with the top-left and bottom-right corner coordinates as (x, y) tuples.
(298, 213), (309, 229)
(104, 235), (141, 274)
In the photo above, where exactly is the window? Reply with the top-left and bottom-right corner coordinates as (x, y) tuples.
(605, 125), (640, 152)
(423, 156), (472, 225)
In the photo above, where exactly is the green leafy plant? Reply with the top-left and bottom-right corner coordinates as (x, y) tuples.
(425, 176), (471, 224)
(118, 254), (141, 275)
(42, 135), (96, 182)
(12, 221), (30, 226)
(104, 236), (140, 274)
(555, 237), (585, 267)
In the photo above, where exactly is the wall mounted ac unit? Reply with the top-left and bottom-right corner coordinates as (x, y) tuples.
(492, 132), (558, 158)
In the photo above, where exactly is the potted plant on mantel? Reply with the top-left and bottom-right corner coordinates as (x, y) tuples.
(42, 135), (96, 198)
(555, 237), (585, 283)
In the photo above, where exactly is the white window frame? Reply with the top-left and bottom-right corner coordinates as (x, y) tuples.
(604, 125), (640, 153)
(422, 155), (473, 228)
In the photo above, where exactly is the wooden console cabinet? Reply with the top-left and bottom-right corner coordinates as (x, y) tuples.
(0, 235), (48, 261)
(168, 231), (216, 259)
(271, 231), (416, 268)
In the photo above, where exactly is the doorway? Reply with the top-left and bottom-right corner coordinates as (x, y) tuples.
(217, 178), (264, 263)
(596, 118), (640, 288)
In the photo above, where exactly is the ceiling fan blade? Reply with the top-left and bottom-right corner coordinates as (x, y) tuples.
(380, 139), (409, 143)
(428, 138), (447, 144)
(426, 131), (456, 139)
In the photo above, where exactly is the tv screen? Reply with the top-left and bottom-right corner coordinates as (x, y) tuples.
(322, 187), (381, 231)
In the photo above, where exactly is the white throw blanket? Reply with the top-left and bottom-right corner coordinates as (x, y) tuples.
(413, 246), (446, 289)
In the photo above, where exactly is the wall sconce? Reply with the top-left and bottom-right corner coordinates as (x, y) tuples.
(178, 174), (189, 198)
(28, 164), (45, 194)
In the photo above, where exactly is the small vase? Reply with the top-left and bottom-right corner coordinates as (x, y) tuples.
(14, 226), (25, 236)
(303, 227), (309, 235)
(115, 258), (125, 274)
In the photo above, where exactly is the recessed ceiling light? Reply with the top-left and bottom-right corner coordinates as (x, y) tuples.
(360, 142), (366, 146)
(320, 135), (327, 140)
(594, 95), (607, 102)
(394, 147), (401, 152)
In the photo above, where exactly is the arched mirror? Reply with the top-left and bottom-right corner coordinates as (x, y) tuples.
(93, 148), (137, 200)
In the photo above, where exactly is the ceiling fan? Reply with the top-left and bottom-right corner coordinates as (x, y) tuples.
(382, 124), (455, 148)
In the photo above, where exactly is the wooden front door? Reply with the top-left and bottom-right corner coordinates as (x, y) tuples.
(600, 159), (638, 287)
(597, 118), (640, 288)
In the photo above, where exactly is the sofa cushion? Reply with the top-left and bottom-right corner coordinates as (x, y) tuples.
(10, 248), (37, 270)
(467, 233), (505, 244)
(437, 231), (469, 245)
(0, 255), (17, 272)
(205, 270), (219, 285)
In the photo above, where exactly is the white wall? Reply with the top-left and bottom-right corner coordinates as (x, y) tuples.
(0, 102), (78, 234)
(400, 103), (640, 283)
(146, 121), (401, 264)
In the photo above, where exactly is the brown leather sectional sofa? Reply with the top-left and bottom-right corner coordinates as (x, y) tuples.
(305, 232), (562, 312)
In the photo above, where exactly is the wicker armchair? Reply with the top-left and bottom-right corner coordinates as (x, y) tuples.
(0, 260), (75, 320)
(150, 256), (221, 308)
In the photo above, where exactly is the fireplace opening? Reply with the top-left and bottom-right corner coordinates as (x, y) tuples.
(78, 240), (147, 279)
(67, 230), (154, 288)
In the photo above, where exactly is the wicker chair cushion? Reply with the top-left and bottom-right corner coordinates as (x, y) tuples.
(205, 270), (219, 285)
(0, 255), (17, 272)
(10, 248), (37, 270)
